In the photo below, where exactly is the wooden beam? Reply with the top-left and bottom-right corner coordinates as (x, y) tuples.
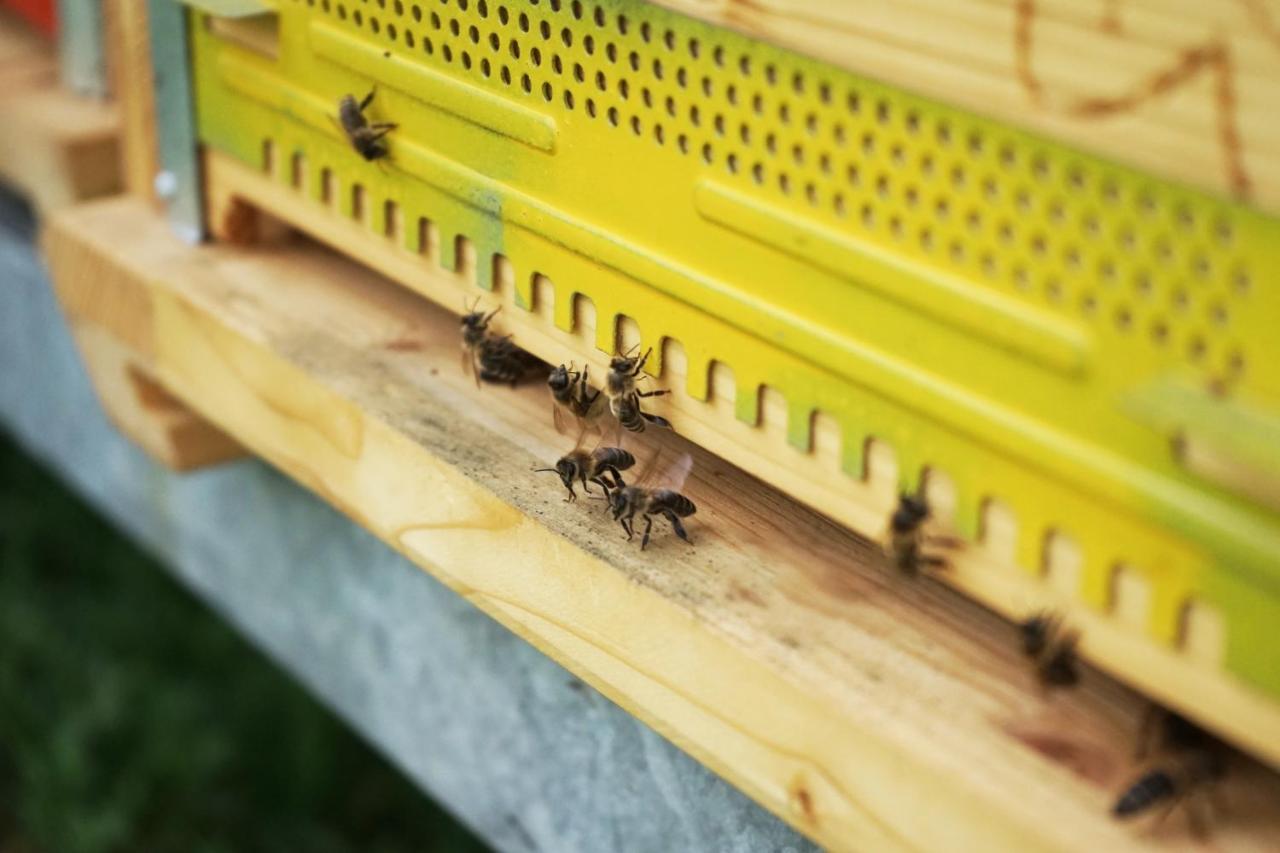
(69, 323), (243, 471)
(648, 0), (1280, 214)
(103, 0), (159, 204)
(42, 195), (1280, 852)
(0, 11), (120, 212)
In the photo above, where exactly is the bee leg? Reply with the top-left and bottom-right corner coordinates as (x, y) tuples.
(605, 467), (626, 489)
(635, 388), (669, 398)
(664, 511), (691, 544)
(919, 554), (950, 571)
(564, 484), (576, 503)
(590, 477), (612, 497)
(640, 514), (654, 550)
(580, 474), (595, 496)
(359, 88), (377, 111)
(641, 412), (672, 429)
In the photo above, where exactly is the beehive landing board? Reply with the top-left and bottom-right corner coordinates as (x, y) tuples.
(204, 147), (1280, 770)
(0, 190), (813, 853)
(44, 195), (1280, 852)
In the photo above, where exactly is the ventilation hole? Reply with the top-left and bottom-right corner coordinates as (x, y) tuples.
(261, 139), (276, 175)
(383, 199), (401, 241)
(660, 336), (688, 382)
(811, 410), (841, 468)
(1178, 599), (1225, 665)
(708, 359), (737, 412)
(572, 292), (597, 341)
(531, 272), (555, 323)
(862, 437), (899, 508)
(758, 385), (787, 436)
(417, 216), (440, 260)
(979, 498), (1018, 565)
(614, 314), (643, 359)
(290, 151), (305, 189)
(1042, 529), (1082, 593)
(920, 468), (957, 525)
(320, 167), (334, 204)
(351, 183), (367, 223)
(455, 234), (477, 282)
(1110, 564), (1151, 631)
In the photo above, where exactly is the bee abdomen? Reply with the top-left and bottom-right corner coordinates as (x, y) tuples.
(1112, 771), (1177, 818)
(653, 490), (696, 517)
(594, 447), (636, 470)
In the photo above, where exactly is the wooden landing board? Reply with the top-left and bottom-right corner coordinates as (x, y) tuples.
(649, 0), (1280, 216)
(204, 149), (1280, 772)
(44, 196), (1280, 852)
(0, 12), (120, 212)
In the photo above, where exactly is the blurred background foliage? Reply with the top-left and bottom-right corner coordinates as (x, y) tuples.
(0, 432), (490, 853)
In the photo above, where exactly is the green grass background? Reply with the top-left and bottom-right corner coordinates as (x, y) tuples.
(0, 432), (490, 853)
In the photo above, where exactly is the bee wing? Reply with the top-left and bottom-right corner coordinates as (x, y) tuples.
(635, 448), (692, 491)
(662, 452), (694, 492)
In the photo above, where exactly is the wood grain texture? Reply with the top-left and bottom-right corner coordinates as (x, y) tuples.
(43, 195), (1280, 852)
(0, 13), (120, 212)
(103, 0), (158, 204)
(206, 148), (1280, 772)
(69, 323), (243, 471)
(648, 0), (1280, 214)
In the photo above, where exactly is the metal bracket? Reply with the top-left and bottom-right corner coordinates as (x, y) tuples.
(148, 0), (204, 243)
(57, 0), (109, 99)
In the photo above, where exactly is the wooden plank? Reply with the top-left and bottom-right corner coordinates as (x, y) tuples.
(103, 0), (158, 203)
(0, 8), (55, 92)
(0, 12), (120, 213)
(647, 0), (1280, 215)
(43, 194), (1280, 852)
(205, 147), (1280, 772)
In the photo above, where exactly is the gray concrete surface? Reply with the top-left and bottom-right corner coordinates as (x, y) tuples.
(0, 190), (814, 853)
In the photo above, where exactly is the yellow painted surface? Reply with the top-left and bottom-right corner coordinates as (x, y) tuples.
(189, 0), (1280, 698)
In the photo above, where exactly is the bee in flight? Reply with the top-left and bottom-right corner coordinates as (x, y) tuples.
(548, 362), (606, 435)
(1113, 709), (1226, 838)
(335, 89), (397, 162)
(536, 444), (636, 502)
(1019, 610), (1080, 688)
(608, 451), (696, 550)
(885, 494), (962, 575)
(460, 299), (538, 388)
(606, 347), (671, 434)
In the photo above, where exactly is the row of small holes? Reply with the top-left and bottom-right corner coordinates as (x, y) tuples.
(264, 134), (1227, 661)
(297, 0), (1252, 385)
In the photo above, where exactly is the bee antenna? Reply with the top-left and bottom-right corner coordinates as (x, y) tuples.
(484, 306), (502, 323)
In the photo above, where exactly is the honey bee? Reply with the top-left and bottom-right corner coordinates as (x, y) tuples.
(885, 494), (962, 575)
(536, 445), (636, 502)
(608, 452), (696, 550)
(336, 89), (397, 162)
(460, 300), (538, 388)
(1113, 710), (1227, 838)
(1019, 610), (1080, 688)
(606, 347), (671, 433)
(548, 362), (606, 434)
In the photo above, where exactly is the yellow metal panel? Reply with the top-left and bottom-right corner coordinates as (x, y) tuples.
(189, 0), (1280, 698)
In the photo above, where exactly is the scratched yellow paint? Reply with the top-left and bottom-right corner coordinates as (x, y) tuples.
(189, 0), (1280, 697)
